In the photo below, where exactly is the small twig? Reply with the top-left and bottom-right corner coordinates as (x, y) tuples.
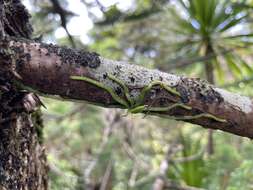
(152, 142), (182, 190)
(43, 104), (86, 123)
(84, 109), (120, 188)
(122, 141), (150, 170)
(99, 159), (113, 190)
(49, 0), (76, 48)
(174, 149), (204, 163)
(128, 161), (139, 187)
(95, 0), (106, 13)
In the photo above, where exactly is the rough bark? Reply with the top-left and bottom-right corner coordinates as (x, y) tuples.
(1, 37), (253, 138)
(0, 111), (48, 190)
(0, 1), (48, 189)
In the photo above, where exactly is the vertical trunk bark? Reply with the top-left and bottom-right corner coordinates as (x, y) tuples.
(204, 43), (215, 156)
(0, 111), (48, 190)
(0, 0), (48, 189)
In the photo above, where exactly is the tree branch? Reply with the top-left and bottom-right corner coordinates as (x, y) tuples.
(49, 0), (76, 47)
(1, 37), (253, 138)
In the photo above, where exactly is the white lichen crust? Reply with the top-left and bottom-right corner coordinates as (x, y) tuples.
(89, 58), (180, 87)
(214, 88), (252, 114)
(88, 57), (253, 115)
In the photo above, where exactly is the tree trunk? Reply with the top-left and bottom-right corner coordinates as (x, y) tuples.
(204, 42), (215, 155)
(0, 1), (48, 189)
(0, 111), (48, 190)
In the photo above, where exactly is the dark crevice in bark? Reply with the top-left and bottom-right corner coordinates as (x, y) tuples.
(0, 0), (33, 38)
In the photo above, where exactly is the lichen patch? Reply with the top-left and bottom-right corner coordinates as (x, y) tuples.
(37, 42), (101, 68)
(89, 58), (180, 88)
(178, 77), (224, 104)
(215, 88), (252, 113)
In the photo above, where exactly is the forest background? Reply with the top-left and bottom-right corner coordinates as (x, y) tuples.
(23, 0), (253, 189)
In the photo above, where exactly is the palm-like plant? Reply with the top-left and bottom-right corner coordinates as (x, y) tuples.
(167, 0), (253, 84)
(165, 0), (253, 155)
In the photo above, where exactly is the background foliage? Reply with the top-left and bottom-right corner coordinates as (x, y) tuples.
(25, 0), (253, 189)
